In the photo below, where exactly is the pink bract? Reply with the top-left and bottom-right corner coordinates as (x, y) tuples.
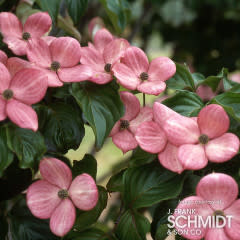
(112, 46), (176, 95)
(27, 157), (98, 237)
(0, 62), (48, 131)
(174, 173), (240, 240)
(27, 37), (92, 87)
(88, 18), (105, 40)
(0, 12), (52, 55)
(110, 91), (153, 153)
(163, 104), (239, 170)
(0, 50), (7, 65)
(80, 36), (129, 84)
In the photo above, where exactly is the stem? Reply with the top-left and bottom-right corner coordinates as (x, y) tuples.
(143, 93), (146, 106)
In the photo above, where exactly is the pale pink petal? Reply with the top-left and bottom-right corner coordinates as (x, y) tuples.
(112, 62), (140, 90)
(41, 69), (63, 87)
(69, 174), (98, 210)
(163, 116), (200, 145)
(229, 72), (240, 83)
(153, 102), (180, 127)
(109, 121), (120, 137)
(174, 196), (213, 240)
(0, 50), (7, 65)
(50, 37), (81, 68)
(0, 12), (22, 37)
(88, 17), (105, 39)
(137, 80), (166, 96)
(6, 100), (38, 131)
(158, 143), (184, 174)
(89, 71), (112, 84)
(120, 91), (140, 121)
(42, 36), (56, 45)
(206, 133), (239, 163)
(112, 130), (138, 153)
(27, 38), (52, 68)
(10, 68), (48, 105)
(121, 46), (149, 76)
(50, 199), (76, 237)
(0, 96), (7, 121)
(178, 144), (208, 170)
(40, 157), (72, 189)
(93, 28), (113, 53)
(26, 180), (61, 219)
(196, 85), (216, 101)
(205, 228), (230, 240)
(129, 107), (153, 134)
(135, 121), (167, 153)
(198, 104), (230, 139)
(148, 57), (176, 82)
(0, 62), (11, 93)
(3, 36), (27, 56)
(58, 65), (92, 83)
(80, 46), (105, 72)
(23, 12), (52, 38)
(103, 38), (129, 65)
(224, 199), (240, 240)
(7, 57), (32, 77)
(196, 173), (238, 210)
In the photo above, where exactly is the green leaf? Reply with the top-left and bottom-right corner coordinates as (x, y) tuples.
(66, 0), (88, 25)
(196, 68), (229, 91)
(9, 198), (59, 240)
(6, 126), (46, 169)
(35, 103), (85, 154)
(191, 72), (205, 85)
(74, 186), (108, 232)
(99, 0), (131, 33)
(0, 126), (13, 177)
(162, 90), (204, 117)
(116, 210), (150, 240)
(154, 224), (169, 240)
(106, 169), (126, 192)
(71, 82), (124, 148)
(123, 162), (186, 209)
(130, 147), (157, 167)
(210, 92), (240, 121)
(36, 0), (60, 23)
(72, 154), (97, 180)
(64, 228), (110, 240)
(0, 214), (8, 239)
(166, 63), (195, 91)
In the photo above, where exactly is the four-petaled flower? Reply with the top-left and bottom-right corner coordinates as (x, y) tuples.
(0, 12), (52, 55)
(0, 62), (48, 131)
(110, 91), (153, 153)
(27, 157), (98, 237)
(112, 46), (176, 95)
(174, 173), (240, 240)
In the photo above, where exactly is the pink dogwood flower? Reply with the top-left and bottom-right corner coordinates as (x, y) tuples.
(196, 85), (216, 101)
(27, 157), (98, 237)
(80, 36), (129, 84)
(136, 102), (183, 173)
(0, 50), (7, 65)
(0, 62), (48, 131)
(88, 26), (110, 49)
(174, 173), (240, 240)
(0, 12), (52, 55)
(163, 104), (239, 170)
(112, 46), (176, 95)
(27, 37), (92, 87)
(229, 72), (240, 84)
(110, 91), (153, 153)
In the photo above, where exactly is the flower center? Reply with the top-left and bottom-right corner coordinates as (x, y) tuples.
(58, 189), (68, 199)
(198, 134), (209, 145)
(51, 61), (61, 71)
(2, 89), (13, 100)
(140, 72), (148, 81)
(120, 120), (129, 130)
(104, 63), (112, 73)
(213, 210), (225, 224)
(22, 32), (31, 40)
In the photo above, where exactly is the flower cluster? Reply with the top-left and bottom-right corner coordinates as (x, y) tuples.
(111, 96), (240, 173)
(174, 173), (240, 240)
(0, 11), (176, 131)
